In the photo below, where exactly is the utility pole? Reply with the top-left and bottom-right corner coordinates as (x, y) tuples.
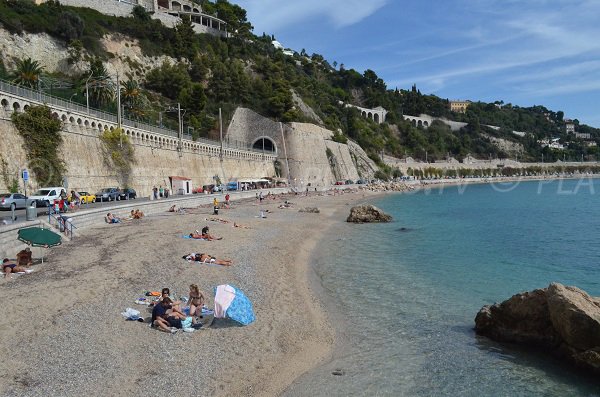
(178, 102), (182, 157)
(116, 73), (122, 147)
(85, 71), (93, 115)
(219, 107), (223, 160)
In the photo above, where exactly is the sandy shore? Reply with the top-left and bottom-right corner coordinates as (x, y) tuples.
(0, 188), (376, 397)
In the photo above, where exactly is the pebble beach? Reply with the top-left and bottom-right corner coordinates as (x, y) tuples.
(0, 189), (376, 397)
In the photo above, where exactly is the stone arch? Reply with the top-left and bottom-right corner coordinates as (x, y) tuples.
(84, 120), (90, 127)
(411, 119), (416, 127)
(61, 114), (68, 122)
(1, 98), (8, 110)
(424, 121), (429, 127)
(13, 102), (21, 112)
(374, 113), (379, 123)
(98, 123), (103, 131)
(417, 120), (423, 127)
(92, 121), (96, 128)
(183, 4), (191, 12)
(52, 112), (59, 119)
(252, 137), (277, 153)
(367, 112), (373, 120)
(23, 104), (30, 111)
(68, 116), (75, 123)
(172, 1), (181, 11)
(77, 118), (82, 125)
(193, 7), (200, 13)
(157, 0), (168, 8)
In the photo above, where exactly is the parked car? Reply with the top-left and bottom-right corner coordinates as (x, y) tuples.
(0, 193), (28, 211)
(213, 184), (226, 193)
(202, 184), (215, 193)
(28, 187), (67, 207)
(356, 179), (368, 185)
(345, 180), (354, 185)
(95, 187), (121, 202)
(78, 191), (96, 204)
(335, 181), (345, 185)
(119, 188), (137, 200)
(226, 181), (239, 191)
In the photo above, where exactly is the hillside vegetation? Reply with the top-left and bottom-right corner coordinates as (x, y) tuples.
(1, 0), (599, 175)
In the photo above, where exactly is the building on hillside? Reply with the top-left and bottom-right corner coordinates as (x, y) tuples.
(449, 100), (471, 113)
(564, 119), (575, 134)
(34, 0), (228, 36)
(575, 132), (591, 139)
(585, 141), (597, 147)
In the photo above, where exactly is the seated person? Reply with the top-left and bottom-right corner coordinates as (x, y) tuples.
(16, 247), (33, 267)
(182, 253), (233, 266)
(105, 213), (121, 224)
(158, 287), (182, 311)
(151, 297), (177, 333)
(2, 258), (27, 278)
(168, 205), (177, 212)
(130, 209), (144, 220)
(201, 226), (222, 241)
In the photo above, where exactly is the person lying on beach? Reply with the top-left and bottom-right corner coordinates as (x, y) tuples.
(182, 253), (233, 266)
(16, 247), (33, 267)
(2, 258), (29, 278)
(233, 222), (250, 229)
(205, 217), (230, 224)
(188, 284), (206, 324)
(105, 213), (121, 224)
(188, 232), (207, 239)
(201, 226), (222, 240)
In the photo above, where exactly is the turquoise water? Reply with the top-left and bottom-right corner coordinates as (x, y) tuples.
(285, 179), (600, 396)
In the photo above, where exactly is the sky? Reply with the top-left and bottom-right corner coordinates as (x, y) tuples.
(230, 0), (600, 127)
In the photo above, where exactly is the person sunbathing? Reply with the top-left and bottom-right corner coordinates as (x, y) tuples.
(233, 222), (250, 229)
(182, 253), (233, 266)
(105, 213), (121, 223)
(201, 226), (222, 240)
(2, 258), (28, 278)
(188, 232), (206, 239)
(130, 209), (144, 219)
(16, 247), (33, 267)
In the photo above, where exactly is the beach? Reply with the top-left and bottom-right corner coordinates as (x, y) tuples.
(0, 189), (377, 397)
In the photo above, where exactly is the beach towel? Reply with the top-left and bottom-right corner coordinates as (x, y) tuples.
(214, 284), (255, 325)
(121, 308), (142, 321)
(15, 269), (34, 274)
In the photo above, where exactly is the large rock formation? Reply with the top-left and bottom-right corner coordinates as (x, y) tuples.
(346, 205), (392, 223)
(475, 283), (600, 375)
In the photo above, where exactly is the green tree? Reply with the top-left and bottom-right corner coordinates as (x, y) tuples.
(145, 61), (191, 100)
(57, 11), (84, 42)
(12, 57), (44, 89)
(85, 59), (114, 108)
(11, 105), (65, 186)
(131, 5), (151, 22)
(178, 82), (207, 115)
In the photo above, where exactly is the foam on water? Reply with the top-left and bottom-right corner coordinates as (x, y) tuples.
(285, 179), (600, 396)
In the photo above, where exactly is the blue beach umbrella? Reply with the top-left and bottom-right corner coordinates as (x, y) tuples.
(213, 284), (256, 326)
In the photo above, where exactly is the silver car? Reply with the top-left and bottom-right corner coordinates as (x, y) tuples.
(0, 193), (28, 211)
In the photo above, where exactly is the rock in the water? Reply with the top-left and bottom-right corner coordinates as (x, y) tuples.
(298, 207), (320, 213)
(346, 205), (392, 223)
(475, 282), (600, 375)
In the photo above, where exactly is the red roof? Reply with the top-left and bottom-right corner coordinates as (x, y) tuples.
(170, 176), (191, 181)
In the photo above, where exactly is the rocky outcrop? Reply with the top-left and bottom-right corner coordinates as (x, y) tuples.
(475, 283), (600, 375)
(346, 205), (392, 223)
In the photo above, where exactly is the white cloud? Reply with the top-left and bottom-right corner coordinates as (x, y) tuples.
(233, 0), (388, 32)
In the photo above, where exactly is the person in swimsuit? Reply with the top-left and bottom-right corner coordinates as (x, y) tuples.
(188, 284), (206, 324)
(201, 226), (222, 240)
(2, 258), (27, 278)
(182, 253), (232, 266)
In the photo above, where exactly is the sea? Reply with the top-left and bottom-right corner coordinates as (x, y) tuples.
(284, 178), (600, 397)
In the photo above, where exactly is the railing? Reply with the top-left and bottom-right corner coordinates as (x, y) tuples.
(47, 204), (77, 239)
(0, 78), (274, 155)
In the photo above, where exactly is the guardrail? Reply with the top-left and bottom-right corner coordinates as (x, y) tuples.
(47, 204), (77, 239)
(0, 78), (275, 155)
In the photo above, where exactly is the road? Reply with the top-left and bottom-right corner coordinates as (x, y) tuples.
(0, 195), (152, 224)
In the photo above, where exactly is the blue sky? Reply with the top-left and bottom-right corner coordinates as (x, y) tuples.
(231, 0), (600, 127)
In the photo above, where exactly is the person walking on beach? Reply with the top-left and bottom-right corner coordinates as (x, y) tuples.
(259, 191), (264, 202)
(153, 186), (158, 200)
(159, 185), (164, 198)
(225, 193), (230, 208)
(213, 197), (219, 215)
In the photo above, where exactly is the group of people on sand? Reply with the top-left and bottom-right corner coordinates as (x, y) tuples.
(189, 226), (222, 240)
(151, 285), (206, 333)
(2, 247), (33, 278)
(105, 209), (144, 223)
(182, 252), (233, 266)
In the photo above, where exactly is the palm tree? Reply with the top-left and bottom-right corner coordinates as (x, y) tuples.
(84, 60), (114, 108)
(12, 58), (44, 89)
(120, 80), (145, 120)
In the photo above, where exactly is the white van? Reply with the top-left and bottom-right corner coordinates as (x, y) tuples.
(28, 187), (67, 207)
